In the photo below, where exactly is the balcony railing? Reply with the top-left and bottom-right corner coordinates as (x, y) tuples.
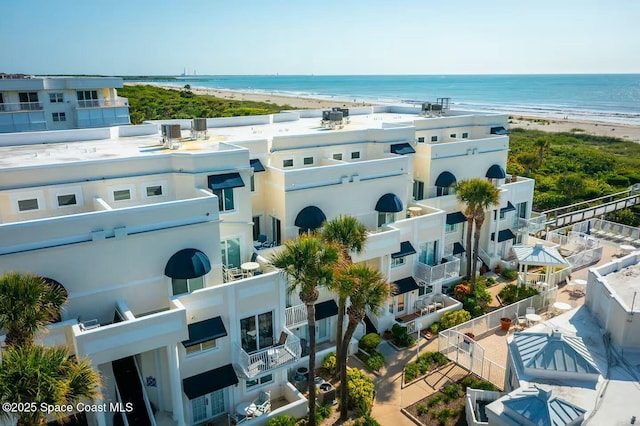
(285, 304), (308, 328)
(76, 97), (128, 108)
(414, 256), (460, 285)
(234, 328), (301, 379)
(519, 212), (547, 234)
(0, 102), (43, 112)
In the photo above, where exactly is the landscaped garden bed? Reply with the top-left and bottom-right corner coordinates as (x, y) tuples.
(403, 351), (450, 384)
(404, 375), (497, 425)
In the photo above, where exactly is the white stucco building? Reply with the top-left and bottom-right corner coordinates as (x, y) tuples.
(0, 95), (539, 426)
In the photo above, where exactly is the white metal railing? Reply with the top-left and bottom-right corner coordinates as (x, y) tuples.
(521, 212), (547, 234)
(444, 232), (460, 245)
(234, 328), (301, 378)
(0, 101), (43, 112)
(414, 257), (460, 285)
(133, 356), (157, 426)
(285, 304), (308, 328)
(76, 97), (128, 108)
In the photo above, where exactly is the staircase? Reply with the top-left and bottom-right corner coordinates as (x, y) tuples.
(363, 314), (378, 335)
(112, 356), (153, 426)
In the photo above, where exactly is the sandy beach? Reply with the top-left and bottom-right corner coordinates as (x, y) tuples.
(125, 82), (640, 142)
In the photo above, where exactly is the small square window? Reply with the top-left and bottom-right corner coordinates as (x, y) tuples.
(18, 198), (39, 211)
(450, 133), (456, 138)
(303, 157), (314, 165)
(49, 93), (64, 103)
(113, 189), (131, 201)
(417, 137), (425, 143)
(250, 175), (255, 192)
(391, 257), (406, 268)
(351, 151), (360, 159)
(146, 185), (163, 197)
(462, 132), (469, 139)
(57, 194), (77, 207)
(332, 153), (343, 160)
(431, 136), (438, 142)
(52, 112), (66, 122)
(283, 159), (294, 168)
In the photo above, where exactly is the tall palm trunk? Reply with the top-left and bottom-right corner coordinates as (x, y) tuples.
(465, 217), (474, 278)
(472, 216), (485, 287)
(305, 302), (318, 426)
(335, 297), (346, 374)
(339, 315), (362, 420)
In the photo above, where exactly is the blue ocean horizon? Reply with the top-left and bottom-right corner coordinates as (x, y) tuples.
(130, 74), (640, 125)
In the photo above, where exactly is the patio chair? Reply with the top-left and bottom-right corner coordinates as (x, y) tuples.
(622, 228), (639, 244)
(251, 391), (271, 416)
(592, 222), (609, 238)
(604, 224), (621, 240)
(514, 313), (527, 331)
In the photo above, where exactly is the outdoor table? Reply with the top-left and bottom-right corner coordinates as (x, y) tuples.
(236, 402), (256, 417)
(526, 313), (542, 325)
(620, 244), (636, 254)
(241, 261), (260, 277)
(408, 206), (422, 217)
(553, 302), (572, 313)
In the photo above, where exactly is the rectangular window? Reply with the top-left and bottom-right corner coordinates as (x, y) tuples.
(412, 180), (425, 201)
(57, 194), (77, 207)
(185, 339), (217, 356)
(462, 132), (469, 139)
(77, 90), (98, 107)
(19, 92), (39, 110)
(397, 294), (405, 312)
(113, 189), (131, 201)
(171, 276), (204, 296)
(499, 211), (506, 220)
(303, 156), (314, 165)
(282, 159), (293, 168)
(391, 257), (406, 268)
(419, 241), (438, 266)
(351, 151), (361, 160)
(212, 188), (234, 211)
(417, 137), (425, 143)
(419, 284), (433, 297)
(445, 223), (457, 233)
(431, 136), (438, 142)
(450, 133), (456, 138)
(18, 198), (39, 211)
(517, 202), (527, 219)
(240, 312), (274, 353)
(332, 153), (343, 160)
(220, 238), (241, 268)
(52, 112), (66, 122)
(250, 175), (255, 192)
(271, 216), (281, 246)
(49, 93), (64, 103)
(378, 212), (395, 227)
(146, 185), (163, 197)
(246, 373), (273, 390)
(252, 216), (261, 241)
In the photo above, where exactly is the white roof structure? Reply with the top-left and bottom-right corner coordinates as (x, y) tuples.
(501, 387), (586, 426)
(513, 244), (570, 267)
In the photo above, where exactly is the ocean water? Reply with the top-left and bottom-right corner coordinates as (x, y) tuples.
(132, 74), (640, 125)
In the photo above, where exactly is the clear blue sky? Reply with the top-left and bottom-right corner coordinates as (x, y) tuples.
(2, 0), (638, 75)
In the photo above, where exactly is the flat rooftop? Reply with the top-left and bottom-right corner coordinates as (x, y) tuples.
(0, 109), (504, 170)
(599, 255), (640, 311)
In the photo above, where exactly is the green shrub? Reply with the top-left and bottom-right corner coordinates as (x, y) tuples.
(442, 383), (463, 399)
(391, 323), (415, 347)
(347, 368), (375, 416)
(436, 408), (453, 425)
(501, 268), (518, 281)
(461, 376), (497, 391)
(416, 404), (429, 416)
(427, 393), (445, 407)
(359, 333), (382, 353)
(427, 322), (440, 334)
(365, 351), (385, 372)
(498, 284), (539, 305)
(266, 415), (297, 426)
(322, 352), (337, 376)
(404, 363), (420, 383)
(317, 403), (332, 419)
(440, 310), (471, 330)
(353, 416), (381, 426)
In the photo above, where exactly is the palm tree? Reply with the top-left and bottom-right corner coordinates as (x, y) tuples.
(335, 264), (392, 420)
(0, 345), (102, 426)
(270, 234), (339, 426)
(320, 215), (367, 372)
(534, 137), (550, 165)
(0, 272), (67, 347)
(456, 179), (500, 286)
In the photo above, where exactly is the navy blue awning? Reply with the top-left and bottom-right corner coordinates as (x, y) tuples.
(375, 193), (403, 213)
(490, 126), (509, 135)
(393, 277), (419, 295)
(208, 173), (245, 190)
(294, 206), (327, 230)
(315, 300), (338, 320)
(500, 202), (516, 213)
(250, 159), (265, 173)
(446, 211), (467, 225)
(493, 229), (516, 242)
(453, 242), (465, 255)
(435, 171), (456, 188)
(486, 164), (506, 179)
(391, 241), (417, 259)
(183, 317), (227, 348)
(390, 143), (416, 155)
(164, 248), (212, 279)
(183, 364), (238, 399)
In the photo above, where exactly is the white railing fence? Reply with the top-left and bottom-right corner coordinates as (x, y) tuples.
(414, 257), (460, 284)
(234, 328), (301, 378)
(285, 304), (307, 328)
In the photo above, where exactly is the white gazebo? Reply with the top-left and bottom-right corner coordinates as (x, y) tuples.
(512, 243), (570, 287)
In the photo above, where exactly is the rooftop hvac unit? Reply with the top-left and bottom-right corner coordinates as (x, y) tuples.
(431, 104), (443, 112)
(161, 124), (182, 149)
(329, 111), (343, 122)
(191, 118), (207, 139)
(421, 103), (432, 112)
(322, 110), (331, 121)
